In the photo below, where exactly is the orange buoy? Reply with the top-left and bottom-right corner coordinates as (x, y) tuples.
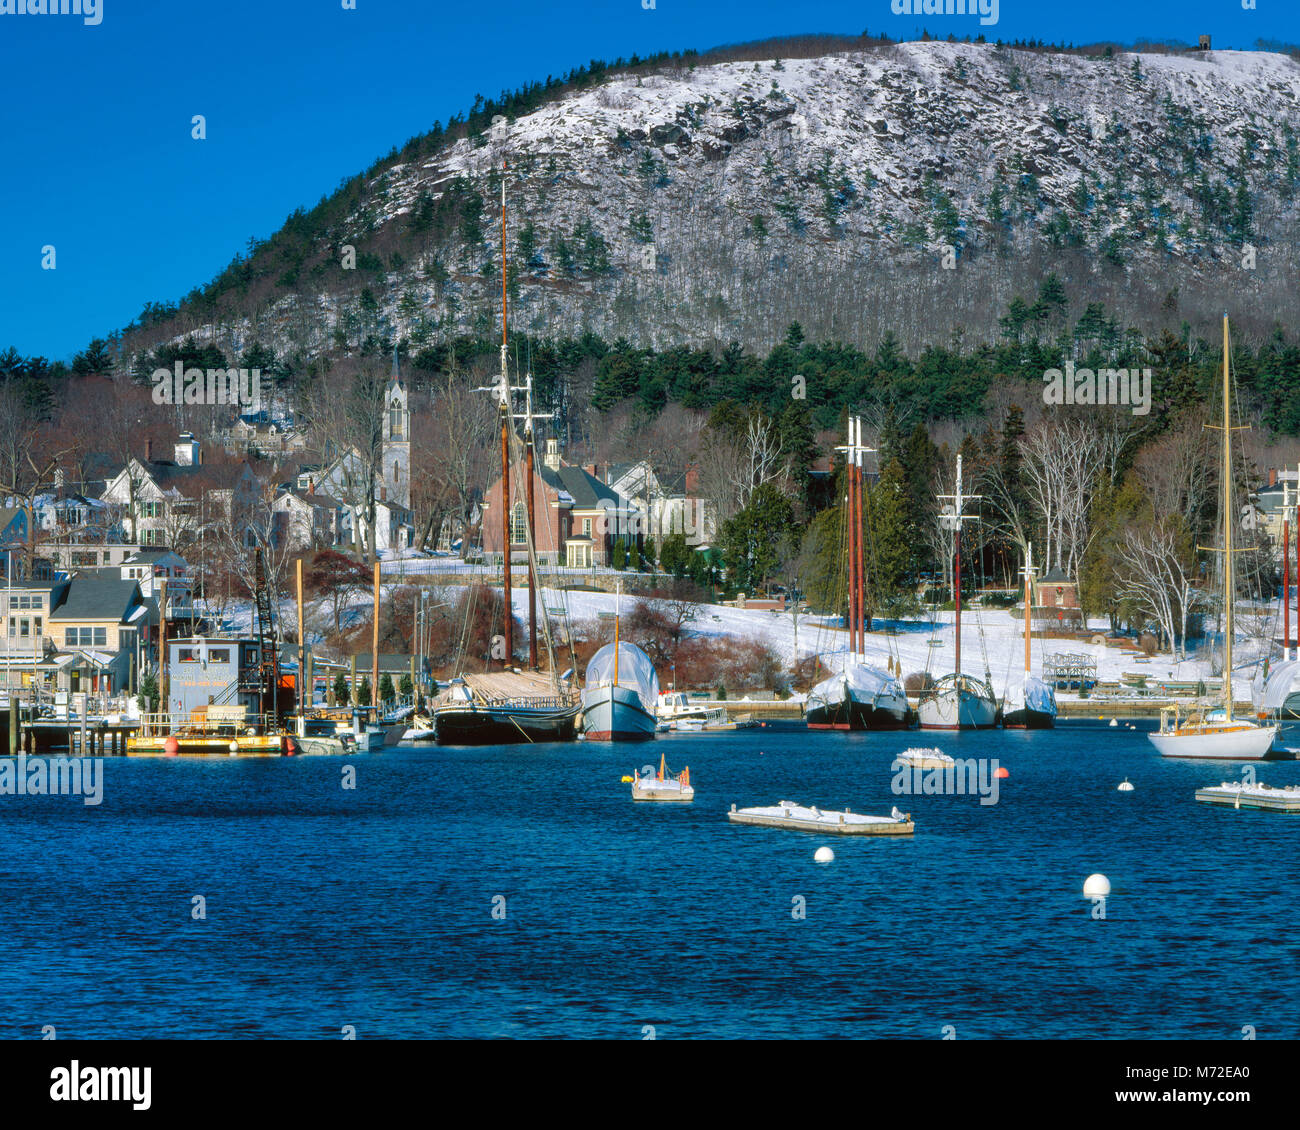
(163, 736), (179, 757)
(994, 766), (1009, 778)
(284, 737), (297, 757)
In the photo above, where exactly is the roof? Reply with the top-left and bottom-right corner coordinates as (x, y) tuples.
(0, 506), (26, 530)
(540, 463), (626, 511)
(1040, 568), (1076, 585)
(278, 488), (345, 509)
(136, 458), (251, 497)
(121, 548), (183, 564)
(49, 573), (143, 623)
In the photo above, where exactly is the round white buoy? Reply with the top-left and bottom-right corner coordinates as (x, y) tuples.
(228, 741), (239, 756)
(1109, 718), (1118, 727)
(1117, 779), (1134, 792)
(814, 846), (835, 864)
(1083, 873), (1111, 898)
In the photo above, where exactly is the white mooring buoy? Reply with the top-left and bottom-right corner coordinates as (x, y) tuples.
(1109, 718), (1118, 727)
(1083, 873), (1111, 898)
(1117, 779), (1134, 792)
(814, 846), (835, 864)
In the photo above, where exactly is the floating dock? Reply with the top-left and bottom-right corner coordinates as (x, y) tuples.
(1194, 783), (1300, 813)
(728, 801), (914, 835)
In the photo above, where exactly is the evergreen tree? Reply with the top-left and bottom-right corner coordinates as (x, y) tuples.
(378, 673), (395, 705)
(357, 676), (372, 707)
(333, 672), (351, 706)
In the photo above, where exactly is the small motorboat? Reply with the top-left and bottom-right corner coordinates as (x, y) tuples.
(892, 747), (956, 770)
(631, 755), (694, 802)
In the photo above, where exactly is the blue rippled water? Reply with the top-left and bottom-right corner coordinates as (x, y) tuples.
(1, 720), (1297, 1039)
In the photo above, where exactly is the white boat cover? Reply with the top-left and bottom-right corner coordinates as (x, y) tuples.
(1003, 674), (1057, 714)
(586, 642), (659, 707)
(1254, 658), (1300, 711)
(809, 660), (904, 707)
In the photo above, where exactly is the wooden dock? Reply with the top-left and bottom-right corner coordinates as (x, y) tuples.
(1194, 784), (1300, 813)
(728, 802), (914, 835)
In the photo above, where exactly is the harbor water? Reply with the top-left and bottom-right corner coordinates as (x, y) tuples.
(2, 721), (1298, 1039)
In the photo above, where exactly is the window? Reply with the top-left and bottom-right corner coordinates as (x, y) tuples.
(510, 502), (528, 546)
(389, 399), (405, 440)
(94, 628), (106, 647)
(73, 553), (97, 567)
(177, 647), (198, 663)
(33, 617), (41, 639)
(64, 627), (76, 646)
(208, 648), (230, 664)
(582, 518), (593, 537)
(18, 619), (28, 639)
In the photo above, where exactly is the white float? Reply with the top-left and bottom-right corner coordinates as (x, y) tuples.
(1083, 873), (1111, 897)
(814, 846), (835, 864)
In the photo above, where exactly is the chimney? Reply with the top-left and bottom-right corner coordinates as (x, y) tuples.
(585, 464), (598, 479)
(685, 464), (699, 494)
(1270, 468), (1278, 487)
(144, 438), (153, 462)
(308, 477), (315, 496)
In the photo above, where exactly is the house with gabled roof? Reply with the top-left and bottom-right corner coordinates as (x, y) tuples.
(480, 438), (639, 568)
(99, 433), (259, 548)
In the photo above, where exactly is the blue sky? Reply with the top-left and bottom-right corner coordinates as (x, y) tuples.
(1, 0), (1296, 361)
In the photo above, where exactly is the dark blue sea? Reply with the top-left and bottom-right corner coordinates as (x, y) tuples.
(2, 720), (1298, 1040)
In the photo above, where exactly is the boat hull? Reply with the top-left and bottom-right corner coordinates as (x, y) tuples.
(581, 684), (656, 741)
(1148, 723), (1278, 760)
(917, 685), (999, 730)
(1001, 706), (1056, 730)
(433, 703), (579, 746)
(805, 700), (913, 730)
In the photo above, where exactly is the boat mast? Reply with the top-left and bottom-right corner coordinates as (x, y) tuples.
(499, 162), (512, 669)
(525, 376), (538, 670)
(938, 455), (980, 683)
(614, 579), (621, 687)
(847, 418), (858, 660)
(1022, 541), (1034, 677)
(853, 417), (866, 655)
(1222, 314), (1234, 722)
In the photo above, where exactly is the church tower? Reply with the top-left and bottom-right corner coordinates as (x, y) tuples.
(381, 350), (411, 509)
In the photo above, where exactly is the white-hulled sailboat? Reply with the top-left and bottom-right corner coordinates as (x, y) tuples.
(805, 416), (912, 730)
(1149, 315), (1278, 760)
(918, 454), (998, 730)
(1001, 542), (1057, 729)
(581, 584), (659, 741)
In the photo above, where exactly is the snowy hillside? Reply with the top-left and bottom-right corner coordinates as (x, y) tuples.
(153, 41), (1300, 360)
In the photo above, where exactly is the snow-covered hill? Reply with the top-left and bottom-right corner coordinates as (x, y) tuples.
(152, 41), (1300, 361)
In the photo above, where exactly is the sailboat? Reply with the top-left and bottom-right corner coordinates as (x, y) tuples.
(581, 583), (659, 740)
(433, 162), (580, 746)
(917, 454), (998, 730)
(805, 416), (912, 730)
(1150, 316), (1278, 759)
(1001, 542), (1058, 729)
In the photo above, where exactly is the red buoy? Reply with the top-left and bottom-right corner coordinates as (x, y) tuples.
(163, 736), (179, 757)
(284, 737), (297, 757)
(995, 766), (1009, 778)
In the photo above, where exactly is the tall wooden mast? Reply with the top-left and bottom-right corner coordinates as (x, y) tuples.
(499, 162), (512, 668)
